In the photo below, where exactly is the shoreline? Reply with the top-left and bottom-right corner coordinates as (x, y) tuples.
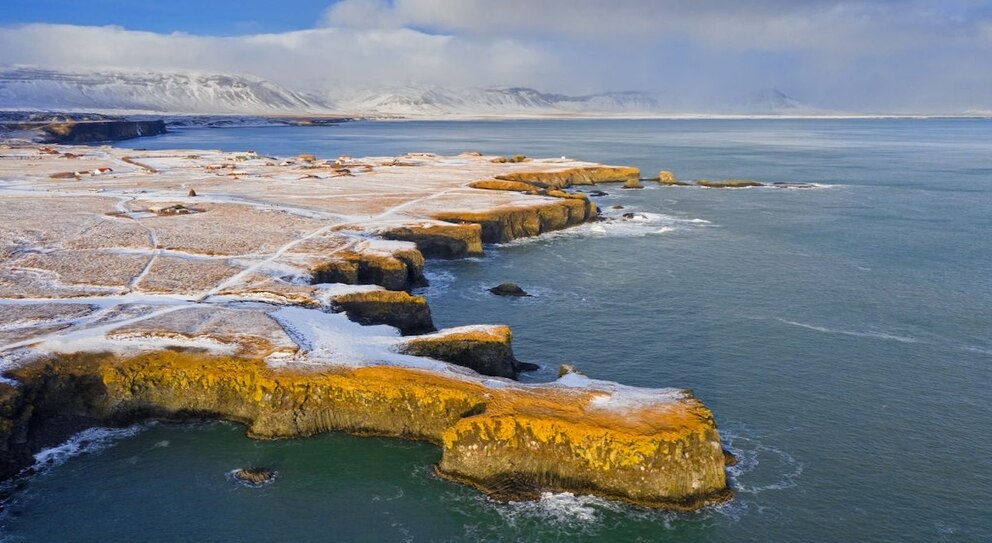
(0, 141), (732, 509)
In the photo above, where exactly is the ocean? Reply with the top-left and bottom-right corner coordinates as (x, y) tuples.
(2, 119), (990, 541)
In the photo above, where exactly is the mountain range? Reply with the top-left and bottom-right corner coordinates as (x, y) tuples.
(0, 66), (822, 117)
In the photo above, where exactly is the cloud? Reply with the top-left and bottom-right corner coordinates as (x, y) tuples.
(2, 1), (992, 112)
(0, 23), (550, 91)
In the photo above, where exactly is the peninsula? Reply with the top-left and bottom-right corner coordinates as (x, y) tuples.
(0, 142), (732, 510)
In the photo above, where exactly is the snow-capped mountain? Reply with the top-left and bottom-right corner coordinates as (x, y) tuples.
(0, 67), (330, 114)
(0, 66), (818, 117)
(332, 86), (667, 117)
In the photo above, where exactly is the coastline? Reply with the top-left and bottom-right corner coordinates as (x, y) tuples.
(0, 141), (732, 509)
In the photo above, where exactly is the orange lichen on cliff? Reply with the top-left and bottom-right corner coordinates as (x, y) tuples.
(496, 166), (641, 188)
(2, 351), (728, 509)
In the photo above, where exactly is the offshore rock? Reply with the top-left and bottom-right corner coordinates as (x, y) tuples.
(488, 283), (530, 297)
(696, 179), (764, 188)
(233, 467), (276, 486)
(657, 170), (690, 186)
(330, 290), (436, 336)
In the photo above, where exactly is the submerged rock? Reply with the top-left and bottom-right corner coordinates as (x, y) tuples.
(587, 190), (609, 197)
(696, 179), (764, 188)
(622, 212), (648, 221)
(488, 283), (530, 297)
(233, 467), (276, 486)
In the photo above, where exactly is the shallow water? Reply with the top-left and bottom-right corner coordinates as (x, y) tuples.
(3, 119), (991, 541)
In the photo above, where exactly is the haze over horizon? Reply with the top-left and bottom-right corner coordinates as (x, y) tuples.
(2, 0), (992, 114)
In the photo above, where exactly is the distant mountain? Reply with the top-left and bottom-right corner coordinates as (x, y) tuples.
(0, 66), (820, 117)
(0, 67), (329, 114)
(332, 86), (667, 117)
(726, 89), (817, 115)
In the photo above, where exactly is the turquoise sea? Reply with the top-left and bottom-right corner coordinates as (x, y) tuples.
(2, 119), (990, 541)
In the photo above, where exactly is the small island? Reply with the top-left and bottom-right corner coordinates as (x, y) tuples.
(0, 143), (732, 510)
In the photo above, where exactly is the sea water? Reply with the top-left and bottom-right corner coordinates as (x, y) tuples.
(1, 119), (990, 541)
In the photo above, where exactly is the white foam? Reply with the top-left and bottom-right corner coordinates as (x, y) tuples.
(502, 211), (712, 245)
(777, 318), (919, 344)
(30, 424), (145, 474)
(721, 429), (805, 495)
(499, 492), (622, 526)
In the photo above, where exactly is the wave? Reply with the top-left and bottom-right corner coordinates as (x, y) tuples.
(29, 424), (146, 475)
(495, 491), (627, 526)
(501, 210), (714, 246)
(777, 318), (919, 344)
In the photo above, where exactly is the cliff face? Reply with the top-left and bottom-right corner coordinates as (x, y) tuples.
(434, 198), (596, 244)
(39, 120), (167, 143)
(0, 351), (730, 509)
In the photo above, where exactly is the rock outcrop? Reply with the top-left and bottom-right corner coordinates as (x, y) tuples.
(331, 290), (435, 336)
(233, 467), (276, 485)
(696, 179), (764, 188)
(399, 325), (522, 378)
(488, 283), (530, 297)
(434, 198), (596, 244)
(310, 247), (425, 290)
(495, 166), (640, 189)
(378, 223), (483, 259)
(0, 352), (730, 509)
(657, 170), (691, 186)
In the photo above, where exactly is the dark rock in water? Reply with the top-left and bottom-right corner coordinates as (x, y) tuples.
(188, 189), (197, 197)
(489, 283), (530, 297)
(588, 190), (609, 197)
(233, 467), (276, 486)
(696, 179), (764, 188)
(514, 360), (540, 372)
(610, 205), (624, 210)
(622, 212), (648, 221)
(722, 449), (738, 466)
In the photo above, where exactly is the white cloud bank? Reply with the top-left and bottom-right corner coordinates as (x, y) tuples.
(2, 0), (992, 113)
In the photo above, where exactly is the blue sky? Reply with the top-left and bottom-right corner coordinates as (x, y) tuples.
(2, 0), (335, 35)
(2, 0), (991, 112)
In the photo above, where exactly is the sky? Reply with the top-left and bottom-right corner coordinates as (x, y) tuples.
(2, 0), (991, 113)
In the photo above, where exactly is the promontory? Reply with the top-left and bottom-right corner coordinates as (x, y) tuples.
(0, 142), (732, 510)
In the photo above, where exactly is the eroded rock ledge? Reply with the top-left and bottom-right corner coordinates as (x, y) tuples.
(0, 352), (730, 510)
(0, 143), (731, 509)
